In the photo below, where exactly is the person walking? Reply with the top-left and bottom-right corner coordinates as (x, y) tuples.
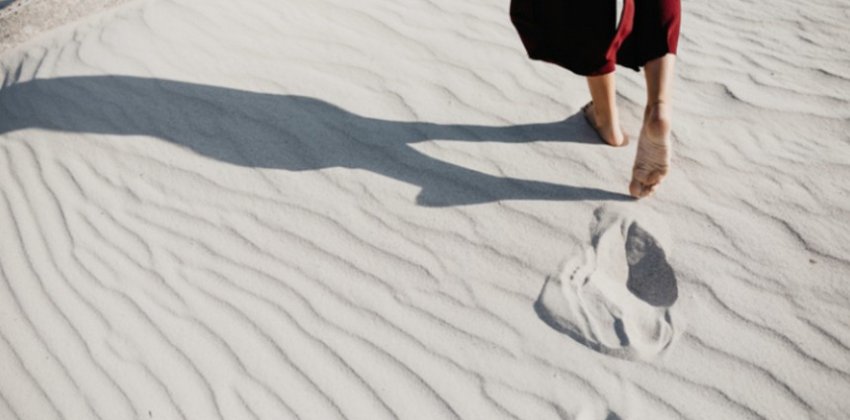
(510, 0), (681, 198)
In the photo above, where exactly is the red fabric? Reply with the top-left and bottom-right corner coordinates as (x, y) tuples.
(510, 0), (681, 76)
(610, 0), (681, 74)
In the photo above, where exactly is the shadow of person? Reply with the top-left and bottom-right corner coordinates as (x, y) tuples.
(0, 76), (631, 206)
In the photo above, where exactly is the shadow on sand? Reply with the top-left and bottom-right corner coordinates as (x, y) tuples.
(0, 76), (631, 206)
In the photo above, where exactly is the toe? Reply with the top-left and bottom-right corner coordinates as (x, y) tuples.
(644, 169), (665, 185)
(630, 182), (656, 199)
(629, 167), (667, 198)
(629, 179), (645, 198)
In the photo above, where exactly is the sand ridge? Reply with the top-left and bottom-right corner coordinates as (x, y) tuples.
(1, 0), (849, 419)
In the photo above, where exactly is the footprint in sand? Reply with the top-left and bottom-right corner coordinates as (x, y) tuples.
(535, 205), (678, 359)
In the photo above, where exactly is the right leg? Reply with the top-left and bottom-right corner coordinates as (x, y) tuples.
(625, 0), (680, 198)
(585, 73), (627, 147)
(630, 53), (675, 198)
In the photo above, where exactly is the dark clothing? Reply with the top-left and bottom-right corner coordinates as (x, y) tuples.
(510, 0), (681, 76)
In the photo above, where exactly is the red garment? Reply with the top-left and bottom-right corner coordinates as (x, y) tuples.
(510, 0), (681, 76)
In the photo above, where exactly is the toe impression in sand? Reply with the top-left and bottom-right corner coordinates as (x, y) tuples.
(534, 205), (678, 360)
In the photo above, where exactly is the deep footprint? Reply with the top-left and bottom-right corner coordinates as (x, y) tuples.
(626, 222), (678, 307)
(535, 205), (679, 359)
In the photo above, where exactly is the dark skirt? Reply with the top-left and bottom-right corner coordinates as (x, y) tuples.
(510, 0), (681, 76)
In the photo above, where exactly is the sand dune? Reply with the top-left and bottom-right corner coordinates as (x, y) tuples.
(1, 0), (849, 419)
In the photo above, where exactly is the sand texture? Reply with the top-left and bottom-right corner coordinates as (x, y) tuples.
(1, 0), (849, 418)
(0, 0), (134, 53)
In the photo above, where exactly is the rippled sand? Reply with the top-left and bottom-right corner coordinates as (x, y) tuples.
(1, 0), (849, 419)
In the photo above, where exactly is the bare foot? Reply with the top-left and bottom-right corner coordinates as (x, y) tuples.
(629, 101), (671, 198)
(582, 102), (628, 147)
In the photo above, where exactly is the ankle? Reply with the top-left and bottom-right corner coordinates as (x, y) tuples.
(644, 101), (671, 140)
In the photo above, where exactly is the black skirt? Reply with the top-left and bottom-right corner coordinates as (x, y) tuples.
(510, 0), (681, 76)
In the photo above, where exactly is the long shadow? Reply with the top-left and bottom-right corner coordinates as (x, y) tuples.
(0, 76), (631, 206)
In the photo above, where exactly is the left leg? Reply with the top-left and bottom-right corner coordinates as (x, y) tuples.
(585, 72), (627, 147)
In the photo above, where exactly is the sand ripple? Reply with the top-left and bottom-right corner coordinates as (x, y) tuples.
(1, 0), (849, 418)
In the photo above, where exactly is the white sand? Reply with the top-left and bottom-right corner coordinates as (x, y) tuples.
(1, 0), (849, 418)
(0, 0), (134, 52)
